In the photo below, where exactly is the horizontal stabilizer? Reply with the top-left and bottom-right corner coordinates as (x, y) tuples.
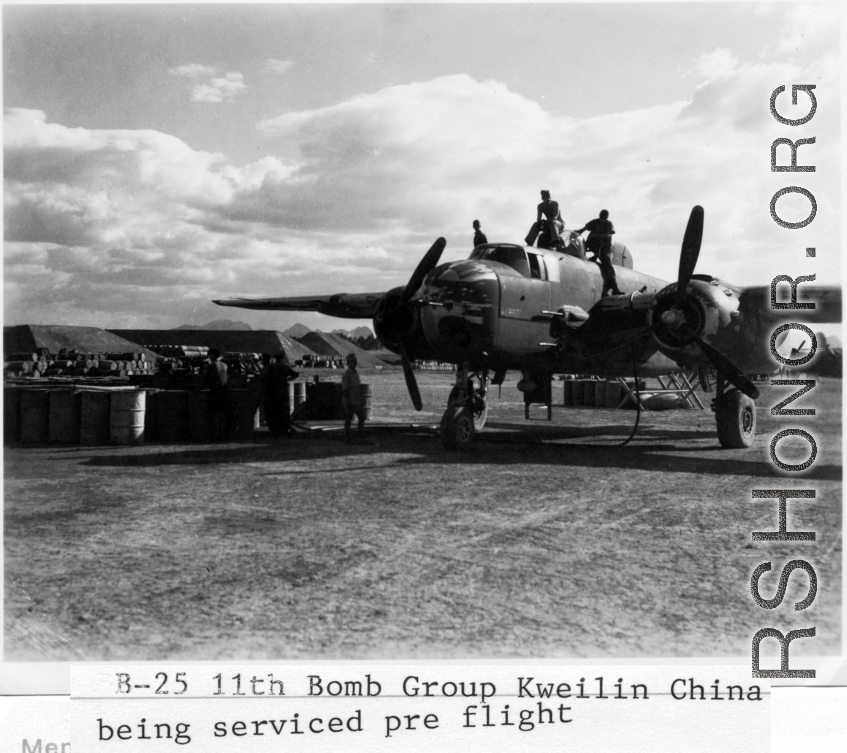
(213, 292), (384, 320)
(738, 285), (842, 323)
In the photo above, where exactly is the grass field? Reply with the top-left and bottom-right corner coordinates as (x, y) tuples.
(4, 372), (841, 661)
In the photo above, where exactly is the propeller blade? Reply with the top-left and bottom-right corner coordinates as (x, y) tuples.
(676, 205), (704, 306)
(402, 237), (447, 303)
(686, 328), (760, 400)
(396, 339), (423, 411)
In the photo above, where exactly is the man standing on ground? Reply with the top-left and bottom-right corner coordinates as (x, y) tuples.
(203, 348), (231, 440)
(576, 209), (624, 297)
(341, 353), (367, 443)
(262, 350), (299, 438)
(472, 219), (488, 247)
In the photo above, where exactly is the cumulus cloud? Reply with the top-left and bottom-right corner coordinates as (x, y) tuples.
(5, 8), (840, 328)
(170, 64), (247, 104)
(262, 58), (295, 76)
(691, 48), (740, 80)
(190, 72), (247, 104)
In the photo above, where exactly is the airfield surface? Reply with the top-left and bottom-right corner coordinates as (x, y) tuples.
(4, 372), (842, 661)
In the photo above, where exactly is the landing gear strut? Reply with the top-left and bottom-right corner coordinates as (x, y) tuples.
(712, 377), (756, 448)
(440, 364), (489, 450)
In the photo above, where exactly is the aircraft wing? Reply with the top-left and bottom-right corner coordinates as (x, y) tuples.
(738, 284), (842, 323)
(213, 292), (383, 320)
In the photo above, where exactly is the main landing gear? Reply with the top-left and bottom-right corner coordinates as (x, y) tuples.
(712, 376), (756, 448)
(440, 364), (489, 451)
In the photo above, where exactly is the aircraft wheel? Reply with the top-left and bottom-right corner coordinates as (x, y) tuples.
(715, 389), (756, 448)
(440, 406), (475, 451)
(470, 394), (488, 431)
(448, 380), (487, 430)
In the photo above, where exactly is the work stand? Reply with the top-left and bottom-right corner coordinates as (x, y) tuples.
(616, 372), (705, 410)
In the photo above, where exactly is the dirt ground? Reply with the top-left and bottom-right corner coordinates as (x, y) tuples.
(4, 372), (841, 661)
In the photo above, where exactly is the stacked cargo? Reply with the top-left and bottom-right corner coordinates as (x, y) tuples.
(300, 354), (346, 369)
(146, 344), (209, 359)
(4, 348), (161, 380)
(5, 385), (260, 447)
(413, 360), (455, 372)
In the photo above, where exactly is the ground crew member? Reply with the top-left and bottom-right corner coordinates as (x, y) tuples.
(261, 350), (299, 437)
(525, 190), (565, 248)
(341, 353), (367, 443)
(203, 348), (231, 440)
(577, 209), (624, 297)
(473, 219), (488, 247)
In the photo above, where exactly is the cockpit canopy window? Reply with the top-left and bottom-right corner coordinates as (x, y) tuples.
(528, 252), (547, 280)
(470, 244), (552, 281)
(470, 244), (530, 278)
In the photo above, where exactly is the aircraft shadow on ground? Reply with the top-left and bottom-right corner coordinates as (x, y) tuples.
(73, 426), (842, 482)
(482, 420), (718, 442)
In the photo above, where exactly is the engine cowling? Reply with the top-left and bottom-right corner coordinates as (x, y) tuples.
(372, 285), (436, 361)
(372, 286), (412, 353)
(648, 277), (741, 366)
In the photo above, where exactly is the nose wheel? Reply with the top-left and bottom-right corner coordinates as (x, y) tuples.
(440, 364), (489, 450)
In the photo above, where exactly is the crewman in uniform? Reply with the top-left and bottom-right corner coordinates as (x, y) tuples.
(472, 219), (488, 247)
(203, 348), (231, 440)
(576, 209), (624, 297)
(341, 353), (368, 444)
(262, 350), (299, 437)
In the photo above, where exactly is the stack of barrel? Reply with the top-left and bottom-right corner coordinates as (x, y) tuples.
(4, 386), (147, 446)
(4, 349), (161, 379)
(290, 379), (372, 421)
(4, 385), (262, 447)
(145, 344), (209, 359)
(413, 360), (455, 372)
(563, 378), (625, 409)
(300, 355), (347, 369)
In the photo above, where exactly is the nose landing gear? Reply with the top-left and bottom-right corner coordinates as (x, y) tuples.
(440, 364), (489, 450)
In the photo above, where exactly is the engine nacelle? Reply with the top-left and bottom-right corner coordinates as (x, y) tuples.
(372, 286), (409, 353)
(372, 286), (436, 361)
(648, 277), (742, 366)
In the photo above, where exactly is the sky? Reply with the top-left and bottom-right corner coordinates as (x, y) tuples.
(3, 2), (841, 334)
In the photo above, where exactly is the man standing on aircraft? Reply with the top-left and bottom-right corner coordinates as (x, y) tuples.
(576, 209), (624, 297)
(525, 190), (565, 248)
(341, 353), (368, 444)
(472, 219), (488, 247)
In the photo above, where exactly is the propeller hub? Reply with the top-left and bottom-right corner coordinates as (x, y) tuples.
(660, 308), (687, 330)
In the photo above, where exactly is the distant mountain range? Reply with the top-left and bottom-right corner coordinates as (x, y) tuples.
(333, 326), (375, 339)
(283, 324), (374, 339)
(173, 319), (253, 331)
(171, 321), (375, 339)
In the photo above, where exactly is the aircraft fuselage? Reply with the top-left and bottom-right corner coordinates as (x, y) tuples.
(415, 243), (672, 375)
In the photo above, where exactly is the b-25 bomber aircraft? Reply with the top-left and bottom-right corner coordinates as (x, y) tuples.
(214, 207), (841, 450)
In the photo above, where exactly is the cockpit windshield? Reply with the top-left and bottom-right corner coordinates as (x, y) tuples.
(469, 244), (530, 278)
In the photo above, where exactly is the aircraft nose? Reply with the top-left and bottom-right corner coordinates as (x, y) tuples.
(419, 260), (499, 358)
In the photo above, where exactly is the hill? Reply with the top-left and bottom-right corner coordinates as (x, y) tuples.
(107, 330), (316, 360)
(295, 332), (389, 368)
(4, 325), (161, 358)
(283, 323), (312, 338)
